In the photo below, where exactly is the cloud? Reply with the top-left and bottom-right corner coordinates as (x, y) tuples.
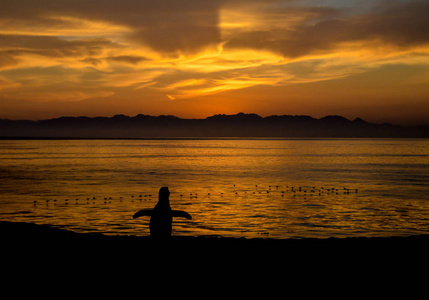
(0, 76), (20, 91)
(0, 0), (429, 116)
(0, 0), (226, 97)
(106, 55), (149, 65)
(2, 0), (428, 60)
(0, 0), (224, 56)
(0, 35), (115, 56)
(0, 51), (19, 70)
(0, 14), (129, 37)
(223, 0), (429, 59)
(0, 34), (121, 71)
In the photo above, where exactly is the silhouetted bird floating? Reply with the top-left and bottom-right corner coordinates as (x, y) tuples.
(133, 187), (192, 239)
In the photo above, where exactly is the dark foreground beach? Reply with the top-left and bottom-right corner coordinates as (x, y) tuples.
(3, 221), (426, 295)
(3, 221), (428, 256)
(3, 220), (428, 286)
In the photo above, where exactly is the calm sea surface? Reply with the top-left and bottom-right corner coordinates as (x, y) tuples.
(0, 139), (428, 239)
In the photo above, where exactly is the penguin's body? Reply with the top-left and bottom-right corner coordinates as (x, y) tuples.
(150, 196), (173, 238)
(133, 187), (192, 238)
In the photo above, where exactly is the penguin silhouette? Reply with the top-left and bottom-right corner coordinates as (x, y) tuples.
(133, 187), (192, 238)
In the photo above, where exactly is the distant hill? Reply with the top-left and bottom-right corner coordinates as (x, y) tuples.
(0, 113), (428, 138)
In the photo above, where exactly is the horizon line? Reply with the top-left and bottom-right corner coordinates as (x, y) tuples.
(0, 112), (396, 124)
(1, 112), (428, 127)
(0, 112), (429, 127)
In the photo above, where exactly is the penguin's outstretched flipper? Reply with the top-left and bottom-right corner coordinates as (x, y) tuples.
(172, 210), (192, 219)
(133, 209), (153, 219)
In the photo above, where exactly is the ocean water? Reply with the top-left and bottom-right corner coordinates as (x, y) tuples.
(0, 138), (428, 239)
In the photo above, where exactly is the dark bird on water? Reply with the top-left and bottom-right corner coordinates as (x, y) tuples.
(133, 187), (192, 238)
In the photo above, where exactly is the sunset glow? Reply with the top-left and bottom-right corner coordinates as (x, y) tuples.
(1, 0), (429, 124)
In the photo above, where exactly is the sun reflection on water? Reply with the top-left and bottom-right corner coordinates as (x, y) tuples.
(1, 139), (428, 239)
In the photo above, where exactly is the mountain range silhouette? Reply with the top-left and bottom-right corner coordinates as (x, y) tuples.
(1, 113), (428, 138)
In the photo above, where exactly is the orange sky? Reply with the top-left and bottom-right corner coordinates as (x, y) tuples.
(1, 0), (429, 124)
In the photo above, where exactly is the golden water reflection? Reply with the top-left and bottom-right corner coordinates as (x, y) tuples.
(0, 139), (428, 239)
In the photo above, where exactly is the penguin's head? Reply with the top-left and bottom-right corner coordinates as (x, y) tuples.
(159, 187), (170, 200)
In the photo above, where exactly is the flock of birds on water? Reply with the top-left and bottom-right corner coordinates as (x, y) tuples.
(32, 184), (359, 207)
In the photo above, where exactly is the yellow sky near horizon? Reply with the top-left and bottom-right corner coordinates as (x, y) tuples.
(1, 0), (429, 124)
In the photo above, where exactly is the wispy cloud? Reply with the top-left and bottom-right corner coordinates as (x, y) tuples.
(0, 0), (428, 122)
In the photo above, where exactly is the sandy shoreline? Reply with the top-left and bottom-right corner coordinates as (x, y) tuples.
(3, 221), (428, 248)
(3, 220), (428, 273)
